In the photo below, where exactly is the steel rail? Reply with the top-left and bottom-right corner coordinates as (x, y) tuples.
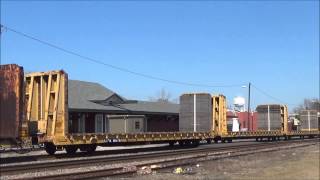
(1, 138), (318, 178)
(25, 139), (318, 180)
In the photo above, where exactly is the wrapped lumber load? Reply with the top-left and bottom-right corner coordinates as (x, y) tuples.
(179, 93), (212, 132)
(256, 104), (284, 131)
(299, 110), (319, 131)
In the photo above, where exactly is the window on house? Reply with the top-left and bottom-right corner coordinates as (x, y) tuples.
(78, 114), (85, 133)
(135, 121), (140, 130)
(105, 115), (109, 133)
(68, 114), (73, 132)
(95, 114), (103, 133)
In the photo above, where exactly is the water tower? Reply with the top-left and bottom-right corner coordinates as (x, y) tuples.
(233, 96), (245, 112)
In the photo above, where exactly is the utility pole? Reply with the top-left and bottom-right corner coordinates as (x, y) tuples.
(0, 24), (6, 65)
(0, 24), (5, 36)
(0, 24), (4, 65)
(247, 82), (251, 131)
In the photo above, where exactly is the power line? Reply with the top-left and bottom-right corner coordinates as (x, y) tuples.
(2, 25), (300, 107)
(251, 84), (298, 106)
(1, 24), (245, 88)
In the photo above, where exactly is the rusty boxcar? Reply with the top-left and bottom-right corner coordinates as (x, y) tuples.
(0, 64), (27, 145)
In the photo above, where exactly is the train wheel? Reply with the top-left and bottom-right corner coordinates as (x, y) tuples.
(179, 141), (184, 147)
(80, 145), (97, 153)
(65, 146), (78, 155)
(44, 142), (56, 155)
(227, 139), (232, 143)
(207, 139), (212, 144)
(192, 140), (200, 147)
(86, 145), (97, 153)
(169, 141), (175, 147)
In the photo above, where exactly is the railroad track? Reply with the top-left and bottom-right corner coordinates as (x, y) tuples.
(1, 139), (318, 180)
(0, 138), (307, 164)
(1, 145), (172, 164)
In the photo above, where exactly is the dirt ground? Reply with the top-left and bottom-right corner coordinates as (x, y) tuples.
(127, 143), (320, 180)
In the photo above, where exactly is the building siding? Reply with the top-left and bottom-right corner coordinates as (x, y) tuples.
(146, 115), (179, 132)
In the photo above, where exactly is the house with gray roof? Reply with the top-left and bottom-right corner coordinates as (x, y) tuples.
(68, 80), (179, 134)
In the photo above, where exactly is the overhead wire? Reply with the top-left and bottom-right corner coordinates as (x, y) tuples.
(0, 24), (245, 88)
(1, 24), (299, 107)
(251, 83), (298, 106)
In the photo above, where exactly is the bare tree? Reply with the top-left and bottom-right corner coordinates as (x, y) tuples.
(293, 98), (320, 113)
(149, 88), (174, 103)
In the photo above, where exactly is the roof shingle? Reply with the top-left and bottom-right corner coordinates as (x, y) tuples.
(68, 80), (178, 115)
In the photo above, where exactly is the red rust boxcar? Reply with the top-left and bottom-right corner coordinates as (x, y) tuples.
(0, 64), (25, 144)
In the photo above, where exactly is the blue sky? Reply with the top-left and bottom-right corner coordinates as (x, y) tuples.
(1, 1), (319, 111)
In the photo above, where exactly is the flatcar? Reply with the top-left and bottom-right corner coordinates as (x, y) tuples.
(0, 64), (319, 155)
